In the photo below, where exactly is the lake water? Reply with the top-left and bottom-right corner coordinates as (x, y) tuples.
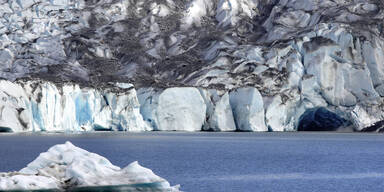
(0, 132), (384, 192)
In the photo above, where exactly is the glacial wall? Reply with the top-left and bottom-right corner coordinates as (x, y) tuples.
(0, 80), (150, 132)
(1, 0), (384, 132)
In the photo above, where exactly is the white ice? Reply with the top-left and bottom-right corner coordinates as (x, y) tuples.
(0, 141), (180, 191)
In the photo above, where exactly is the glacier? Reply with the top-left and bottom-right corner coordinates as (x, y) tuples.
(0, 141), (180, 191)
(138, 87), (206, 131)
(0, 0), (384, 132)
(0, 79), (381, 132)
(0, 80), (150, 132)
(229, 87), (267, 131)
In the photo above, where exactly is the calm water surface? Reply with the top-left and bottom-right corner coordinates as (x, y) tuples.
(0, 132), (384, 192)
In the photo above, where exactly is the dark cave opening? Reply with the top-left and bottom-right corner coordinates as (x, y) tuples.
(0, 127), (13, 133)
(298, 107), (347, 131)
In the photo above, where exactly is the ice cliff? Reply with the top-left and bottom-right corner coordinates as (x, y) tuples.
(0, 80), (150, 132)
(0, 141), (180, 191)
(0, 0), (384, 132)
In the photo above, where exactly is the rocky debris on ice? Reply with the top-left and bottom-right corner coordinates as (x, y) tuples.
(0, 141), (180, 191)
(0, 0), (384, 132)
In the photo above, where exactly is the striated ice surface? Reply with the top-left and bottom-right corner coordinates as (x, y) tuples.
(0, 80), (150, 132)
(199, 89), (236, 132)
(229, 87), (267, 131)
(138, 87), (206, 131)
(0, 78), (382, 132)
(0, 141), (180, 191)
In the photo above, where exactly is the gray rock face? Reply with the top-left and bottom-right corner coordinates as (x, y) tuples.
(0, 0), (384, 131)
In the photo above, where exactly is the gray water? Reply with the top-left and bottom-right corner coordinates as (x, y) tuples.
(0, 132), (384, 192)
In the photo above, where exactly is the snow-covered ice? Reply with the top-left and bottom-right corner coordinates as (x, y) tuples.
(0, 141), (180, 191)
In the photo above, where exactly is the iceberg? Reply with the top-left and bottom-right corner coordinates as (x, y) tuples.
(0, 141), (180, 191)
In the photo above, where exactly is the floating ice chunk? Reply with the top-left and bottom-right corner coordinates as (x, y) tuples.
(0, 174), (59, 191)
(0, 142), (180, 191)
